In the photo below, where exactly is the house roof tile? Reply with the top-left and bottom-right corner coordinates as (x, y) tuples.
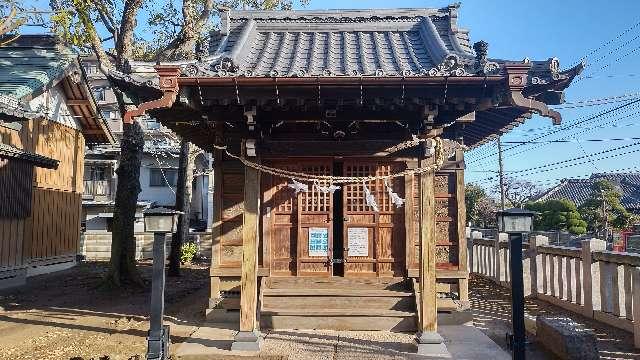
(536, 173), (640, 213)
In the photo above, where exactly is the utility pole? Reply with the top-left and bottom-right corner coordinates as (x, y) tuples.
(601, 189), (608, 241)
(497, 137), (506, 210)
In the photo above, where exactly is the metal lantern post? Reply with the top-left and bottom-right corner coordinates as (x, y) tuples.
(496, 208), (536, 360)
(143, 207), (182, 360)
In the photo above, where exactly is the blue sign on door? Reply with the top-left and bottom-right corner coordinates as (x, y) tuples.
(308, 227), (328, 257)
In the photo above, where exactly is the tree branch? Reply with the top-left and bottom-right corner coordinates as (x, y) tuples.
(159, 0), (214, 61)
(94, 0), (117, 40)
(115, 0), (144, 69)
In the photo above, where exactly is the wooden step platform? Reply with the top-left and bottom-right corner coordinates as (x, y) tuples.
(259, 277), (417, 331)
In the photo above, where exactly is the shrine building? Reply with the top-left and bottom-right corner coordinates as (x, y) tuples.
(113, 5), (581, 352)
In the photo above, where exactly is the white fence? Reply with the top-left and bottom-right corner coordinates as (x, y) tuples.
(469, 230), (640, 348)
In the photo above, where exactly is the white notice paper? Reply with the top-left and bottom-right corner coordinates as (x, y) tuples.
(347, 228), (369, 257)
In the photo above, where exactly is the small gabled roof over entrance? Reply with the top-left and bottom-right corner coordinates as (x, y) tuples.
(0, 35), (114, 144)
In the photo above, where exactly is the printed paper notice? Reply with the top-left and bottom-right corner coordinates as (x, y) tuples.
(348, 228), (369, 257)
(308, 227), (329, 257)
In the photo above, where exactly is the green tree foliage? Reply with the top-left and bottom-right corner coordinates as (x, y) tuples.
(465, 184), (498, 227)
(579, 179), (633, 233)
(526, 199), (587, 235)
(465, 183), (486, 224)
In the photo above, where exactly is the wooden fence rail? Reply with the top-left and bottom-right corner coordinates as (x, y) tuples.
(468, 230), (640, 348)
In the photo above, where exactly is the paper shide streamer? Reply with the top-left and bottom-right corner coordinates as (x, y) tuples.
(385, 180), (405, 208)
(362, 181), (379, 212)
(287, 179), (308, 193)
(314, 180), (340, 194)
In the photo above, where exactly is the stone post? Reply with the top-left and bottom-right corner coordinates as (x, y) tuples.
(529, 235), (549, 298)
(581, 238), (606, 318)
(630, 267), (640, 348)
(497, 232), (508, 285)
(466, 227), (472, 274)
(471, 231), (483, 274)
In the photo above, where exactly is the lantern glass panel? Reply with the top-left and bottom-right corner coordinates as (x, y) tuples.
(500, 215), (532, 233)
(144, 215), (176, 233)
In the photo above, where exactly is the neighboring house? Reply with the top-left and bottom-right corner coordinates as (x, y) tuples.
(0, 35), (113, 288)
(80, 56), (213, 260)
(535, 173), (640, 215)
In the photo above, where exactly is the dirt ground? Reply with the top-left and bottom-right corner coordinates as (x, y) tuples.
(2, 265), (640, 360)
(0, 262), (209, 360)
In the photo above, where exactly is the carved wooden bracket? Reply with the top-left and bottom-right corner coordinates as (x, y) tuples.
(504, 63), (561, 125)
(123, 65), (181, 124)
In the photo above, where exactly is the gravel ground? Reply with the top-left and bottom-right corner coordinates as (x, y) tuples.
(470, 274), (640, 360)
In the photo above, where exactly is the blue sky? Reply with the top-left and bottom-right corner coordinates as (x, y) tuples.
(18, 0), (640, 196)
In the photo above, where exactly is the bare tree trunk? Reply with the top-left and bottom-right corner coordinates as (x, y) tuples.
(104, 120), (145, 288)
(169, 139), (194, 276)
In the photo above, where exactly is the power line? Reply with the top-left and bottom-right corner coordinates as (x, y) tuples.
(471, 144), (640, 183)
(566, 19), (640, 69)
(576, 44), (640, 83)
(501, 136), (640, 145)
(469, 166), (640, 189)
(467, 99), (640, 165)
(494, 109), (640, 164)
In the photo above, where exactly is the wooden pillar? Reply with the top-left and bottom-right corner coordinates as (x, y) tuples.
(415, 152), (448, 355)
(419, 167), (437, 333)
(232, 140), (261, 351)
(455, 149), (469, 306)
(207, 128), (224, 319)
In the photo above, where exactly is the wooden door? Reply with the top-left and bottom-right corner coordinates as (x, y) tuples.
(297, 161), (333, 277)
(343, 161), (406, 277)
(263, 162), (298, 276)
(263, 159), (333, 277)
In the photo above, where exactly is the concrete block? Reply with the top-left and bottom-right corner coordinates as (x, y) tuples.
(415, 331), (452, 358)
(536, 316), (599, 360)
(230, 331), (261, 352)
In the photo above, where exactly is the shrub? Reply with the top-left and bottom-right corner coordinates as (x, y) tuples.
(180, 242), (199, 264)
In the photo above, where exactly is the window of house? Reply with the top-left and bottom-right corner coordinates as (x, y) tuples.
(94, 88), (106, 101)
(146, 120), (160, 130)
(150, 168), (178, 187)
(84, 64), (98, 74)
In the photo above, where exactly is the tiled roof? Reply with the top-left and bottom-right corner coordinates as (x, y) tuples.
(536, 173), (640, 213)
(0, 142), (58, 169)
(0, 35), (114, 144)
(201, 7), (474, 77)
(0, 35), (76, 100)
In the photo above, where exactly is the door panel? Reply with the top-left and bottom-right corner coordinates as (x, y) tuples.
(343, 161), (406, 277)
(263, 159), (333, 277)
(263, 162), (298, 276)
(297, 161), (333, 277)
